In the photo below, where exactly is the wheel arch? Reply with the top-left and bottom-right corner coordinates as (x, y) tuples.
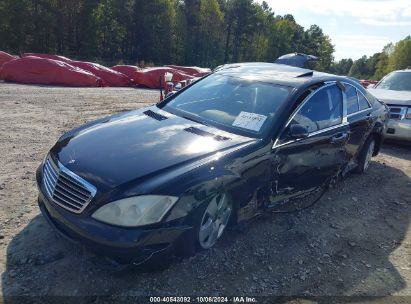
(370, 122), (384, 156)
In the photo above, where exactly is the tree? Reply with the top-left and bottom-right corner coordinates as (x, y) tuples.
(331, 58), (353, 75)
(303, 25), (334, 71)
(133, 0), (177, 64)
(0, 0), (31, 53)
(349, 56), (370, 79)
(197, 0), (224, 66)
(388, 36), (411, 71)
(0, 0), (349, 69)
(92, 0), (126, 60)
(181, 0), (201, 64)
(229, 0), (255, 62)
(374, 52), (389, 80)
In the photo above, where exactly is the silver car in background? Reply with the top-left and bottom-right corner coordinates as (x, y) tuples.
(368, 69), (411, 141)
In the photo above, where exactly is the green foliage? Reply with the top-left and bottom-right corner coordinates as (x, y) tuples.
(388, 36), (411, 71)
(335, 38), (411, 81)
(93, 0), (127, 59)
(0, 0), (335, 68)
(373, 52), (389, 80)
(348, 56), (370, 79)
(303, 25), (334, 71)
(330, 58), (353, 76)
(1, 0), (409, 79)
(197, 0), (224, 66)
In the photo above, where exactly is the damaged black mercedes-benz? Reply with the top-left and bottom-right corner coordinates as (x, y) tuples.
(36, 62), (389, 270)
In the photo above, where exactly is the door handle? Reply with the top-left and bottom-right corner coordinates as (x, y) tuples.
(330, 132), (348, 144)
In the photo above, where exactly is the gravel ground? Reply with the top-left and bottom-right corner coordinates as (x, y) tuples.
(0, 83), (411, 301)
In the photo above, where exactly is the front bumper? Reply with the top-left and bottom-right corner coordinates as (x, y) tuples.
(37, 181), (192, 268)
(384, 119), (411, 141)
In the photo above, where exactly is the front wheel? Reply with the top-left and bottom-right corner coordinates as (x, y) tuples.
(196, 193), (232, 250)
(356, 137), (375, 173)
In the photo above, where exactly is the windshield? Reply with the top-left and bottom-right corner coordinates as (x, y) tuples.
(376, 72), (411, 91)
(161, 74), (292, 138)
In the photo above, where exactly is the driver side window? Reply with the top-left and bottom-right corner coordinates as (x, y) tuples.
(291, 84), (343, 133)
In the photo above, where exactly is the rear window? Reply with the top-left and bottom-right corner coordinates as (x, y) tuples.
(358, 92), (370, 110)
(346, 85), (359, 114)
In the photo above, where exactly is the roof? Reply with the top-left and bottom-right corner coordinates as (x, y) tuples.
(214, 62), (341, 88)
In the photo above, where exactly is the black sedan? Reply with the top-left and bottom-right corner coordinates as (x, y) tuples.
(36, 63), (388, 269)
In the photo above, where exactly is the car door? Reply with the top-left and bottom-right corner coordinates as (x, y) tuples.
(269, 83), (350, 202)
(344, 83), (373, 160)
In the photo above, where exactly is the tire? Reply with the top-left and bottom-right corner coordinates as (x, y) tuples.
(175, 194), (234, 257)
(194, 193), (232, 250)
(356, 136), (375, 174)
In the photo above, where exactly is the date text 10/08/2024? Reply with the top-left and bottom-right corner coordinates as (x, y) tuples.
(149, 297), (258, 303)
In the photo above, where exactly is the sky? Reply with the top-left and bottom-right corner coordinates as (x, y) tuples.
(261, 0), (411, 61)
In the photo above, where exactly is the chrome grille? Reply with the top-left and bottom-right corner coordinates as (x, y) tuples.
(388, 106), (407, 120)
(43, 156), (97, 213)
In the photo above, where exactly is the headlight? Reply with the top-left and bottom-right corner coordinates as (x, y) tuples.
(91, 195), (179, 227)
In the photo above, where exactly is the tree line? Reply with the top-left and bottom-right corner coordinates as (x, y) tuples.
(0, 0), (334, 70)
(331, 36), (411, 80)
(0, 0), (410, 79)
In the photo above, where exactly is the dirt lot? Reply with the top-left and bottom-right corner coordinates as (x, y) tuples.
(0, 82), (411, 301)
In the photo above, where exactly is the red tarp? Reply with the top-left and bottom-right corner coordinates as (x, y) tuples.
(0, 51), (18, 67)
(111, 65), (143, 82)
(4, 52), (210, 88)
(23, 53), (132, 87)
(360, 79), (378, 88)
(0, 51), (19, 79)
(165, 65), (211, 77)
(68, 61), (133, 87)
(130, 67), (194, 89)
(0, 56), (103, 87)
(22, 53), (72, 63)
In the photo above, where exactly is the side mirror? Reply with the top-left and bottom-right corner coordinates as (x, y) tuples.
(289, 124), (309, 139)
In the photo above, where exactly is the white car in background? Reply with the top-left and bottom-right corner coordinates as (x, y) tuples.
(368, 69), (411, 141)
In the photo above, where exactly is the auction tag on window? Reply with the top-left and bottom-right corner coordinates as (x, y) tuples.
(232, 111), (267, 132)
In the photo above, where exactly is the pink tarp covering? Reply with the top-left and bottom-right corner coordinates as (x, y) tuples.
(132, 67), (194, 89)
(23, 53), (132, 87)
(68, 61), (132, 87)
(165, 65), (211, 77)
(22, 53), (72, 63)
(0, 51), (19, 79)
(0, 56), (103, 87)
(2, 52), (211, 88)
(111, 65), (143, 82)
(0, 51), (18, 67)
(360, 79), (378, 88)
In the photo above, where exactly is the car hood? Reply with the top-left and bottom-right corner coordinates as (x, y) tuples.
(368, 88), (411, 106)
(52, 106), (256, 191)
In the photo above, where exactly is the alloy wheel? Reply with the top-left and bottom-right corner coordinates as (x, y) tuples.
(198, 194), (232, 249)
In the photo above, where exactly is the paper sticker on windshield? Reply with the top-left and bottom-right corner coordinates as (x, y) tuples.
(232, 111), (267, 132)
